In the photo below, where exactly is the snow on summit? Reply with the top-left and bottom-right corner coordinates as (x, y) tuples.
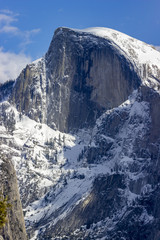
(25, 26), (160, 93)
(78, 27), (160, 65)
(72, 27), (160, 91)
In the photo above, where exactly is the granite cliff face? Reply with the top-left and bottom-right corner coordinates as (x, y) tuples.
(0, 27), (160, 239)
(11, 27), (141, 132)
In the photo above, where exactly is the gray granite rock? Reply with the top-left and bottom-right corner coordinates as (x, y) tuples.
(10, 27), (141, 132)
(0, 153), (27, 240)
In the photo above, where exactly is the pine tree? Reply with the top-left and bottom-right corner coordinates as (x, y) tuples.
(0, 195), (11, 228)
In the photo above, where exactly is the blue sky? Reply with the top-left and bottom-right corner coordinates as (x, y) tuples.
(0, 0), (160, 83)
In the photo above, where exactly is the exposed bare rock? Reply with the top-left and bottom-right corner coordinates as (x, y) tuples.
(0, 153), (27, 240)
(11, 27), (141, 132)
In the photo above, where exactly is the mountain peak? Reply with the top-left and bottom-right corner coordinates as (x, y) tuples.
(0, 26), (160, 240)
(11, 26), (141, 132)
(50, 26), (160, 93)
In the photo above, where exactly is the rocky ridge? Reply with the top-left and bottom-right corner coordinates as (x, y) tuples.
(11, 27), (141, 132)
(0, 27), (160, 239)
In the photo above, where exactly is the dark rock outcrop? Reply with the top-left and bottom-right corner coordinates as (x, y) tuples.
(0, 153), (27, 240)
(0, 81), (14, 102)
(10, 27), (141, 132)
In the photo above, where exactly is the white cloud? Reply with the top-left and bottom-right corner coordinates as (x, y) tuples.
(0, 9), (40, 46)
(0, 9), (40, 83)
(0, 11), (18, 34)
(0, 47), (31, 84)
(0, 9), (15, 15)
(0, 13), (16, 23)
(21, 28), (41, 49)
(0, 25), (19, 34)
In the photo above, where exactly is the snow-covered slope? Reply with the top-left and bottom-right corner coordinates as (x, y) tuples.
(80, 27), (160, 64)
(75, 27), (160, 91)
(0, 27), (160, 239)
(35, 26), (160, 90)
(0, 102), (113, 239)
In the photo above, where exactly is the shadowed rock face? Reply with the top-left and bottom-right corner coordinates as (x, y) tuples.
(10, 27), (141, 132)
(39, 174), (126, 239)
(0, 80), (14, 102)
(0, 154), (27, 240)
